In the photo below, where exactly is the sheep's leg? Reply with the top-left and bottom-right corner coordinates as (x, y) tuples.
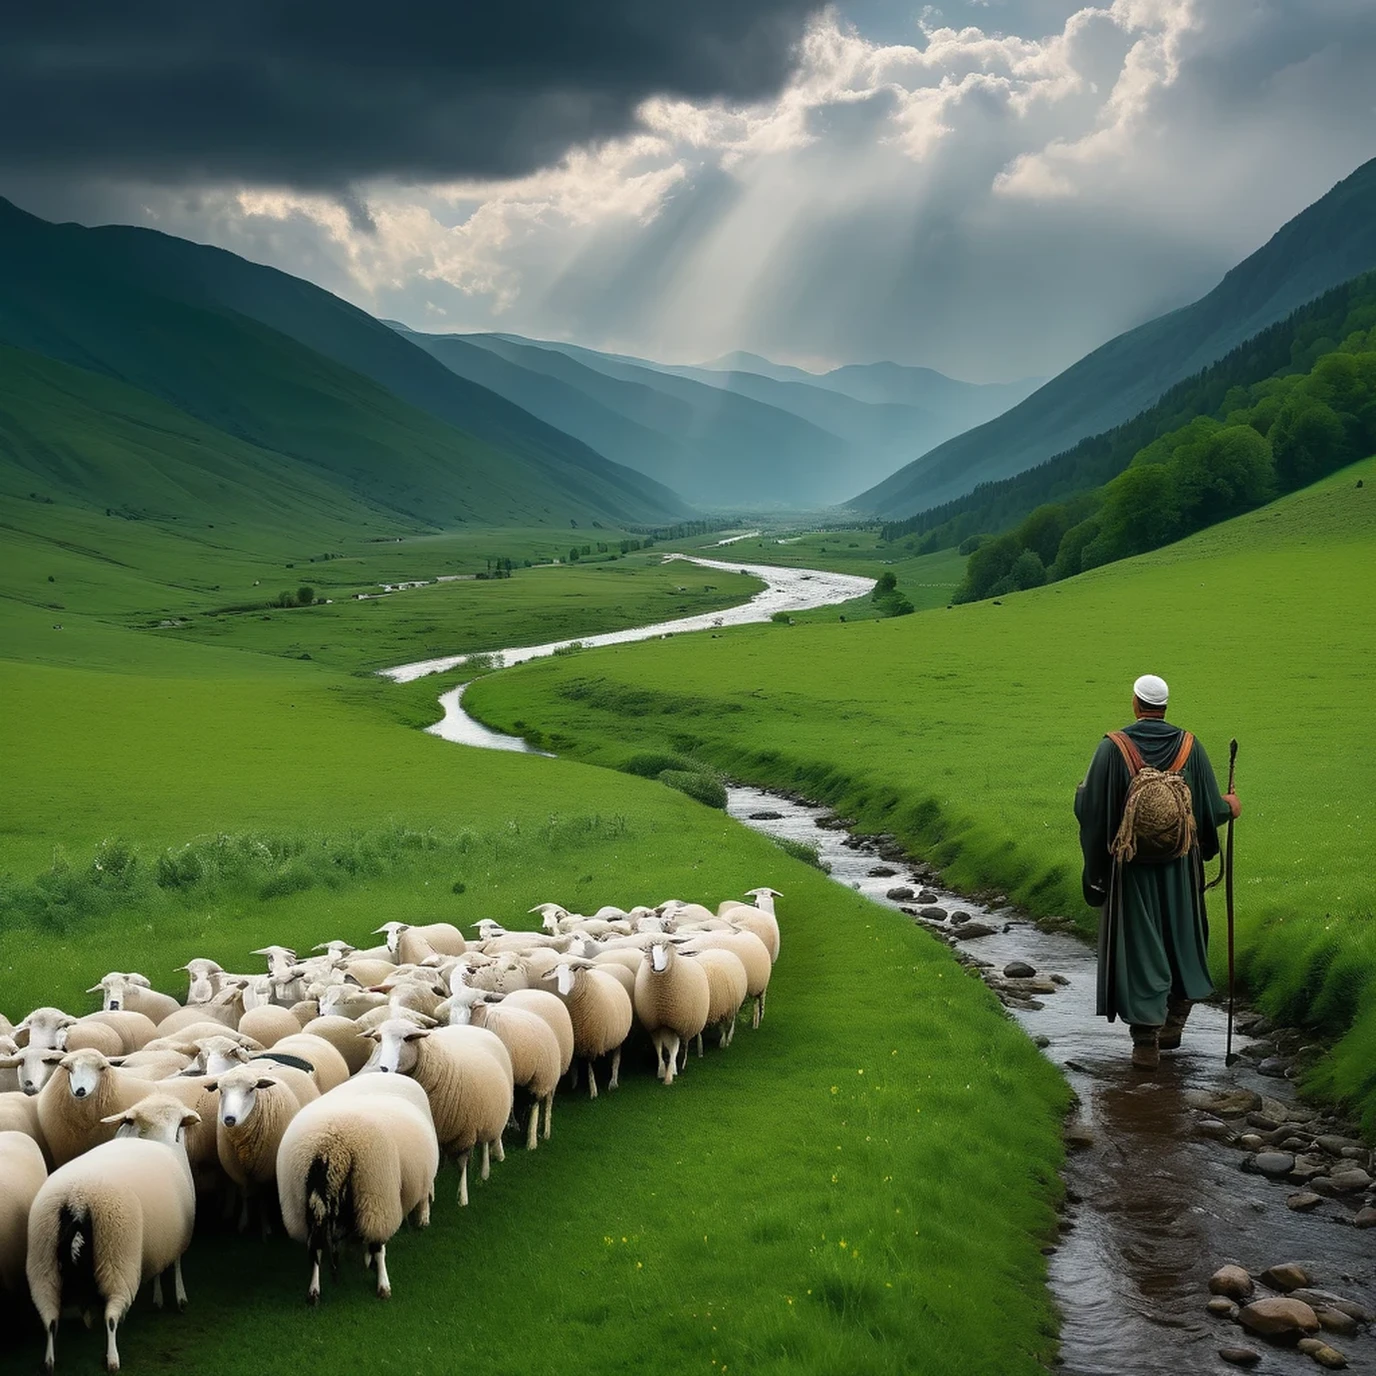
(587, 1060), (599, 1099)
(567, 1061), (580, 1091)
(308, 1250), (322, 1305)
(664, 1036), (679, 1085)
(652, 1034), (665, 1081)
(696, 1031), (704, 1058)
(752, 995), (762, 1030)
(760, 987), (767, 1022)
(413, 1195), (431, 1228)
(152, 1274), (164, 1310)
(43, 1320), (56, 1374)
(457, 1150), (471, 1206)
(542, 1093), (553, 1141)
(371, 1244), (391, 1300)
(609, 1046), (622, 1090)
(493, 1135), (505, 1164)
(238, 1191), (251, 1233)
(526, 1101), (539, 1150)
(481, 1141), (491, 1180)
(173, 1257), (187, 1311)
(104, 1304), (121, 1372)
(678, 1037), (689, 1072)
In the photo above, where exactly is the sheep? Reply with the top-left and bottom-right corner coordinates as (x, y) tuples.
(87, 974), (181, 1026)
(500, 990), (575, 1079)
(363, 1019), (512, 1206)
(298, 1016), (374, 1075)
(543, 961), (633, 1098)
(0, 1044), (65, 1097)
(375, 922), (466, 962)
(0, 1131), (47, 1294)
(236, 1004), (301, 1049)
(276, 1074), (438, 1303)
(0, 1090), (49, 1156)
(461, 952), (529, 995)
(681, 928), (773, 1029)
(107, 1048), (194, 1081)
(60, 1019), (125, 1059)
(339, 958), (397, 989)
(317, 983), (389, 1022)
(36, 1049), (162, 1167)
(688, 948), (750, 1051)
(264, 1034), (350, 1093)
(27, 1093), (199, 1373)
(468, 1001), (562, 1149)
(250, 946), (309, 1008)
(155, 1003), (237, 1039)
(633, 940), (711, 1085)
(14, 1007), (78, 1050)
(288, 1000), (320, 1026)
(176, 960), (225, 1005)
(657, 899), (718, 926)
(310, 939), (356, 963)
(716, 899), (781, 962)
(520, 947), (564, 982)
(77, 1011), (160, 1054)
(204, 1064), (318, 1230)
(744, 885), (783, 917)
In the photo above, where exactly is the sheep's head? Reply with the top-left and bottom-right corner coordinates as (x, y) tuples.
(745, 886), (783, 900)
(647, 939), (678, 975)
(60, 1048), (114, 1100)
(193, 1036), (254, 1077)
(311, 939), (355, 963)
(205, 1065), (279, 1128)
(473, 919), (508, 942)
(15, 1006), (78, 1050)
(102, 1093), (199, 1147)
(362, 1018), (430, 1074)
(1, 1045), (65, 1096)
(177, 959), (223, 1004)
(87, 971), (152, 1011)
(372, 922), (408, 957)
(440, 984), (489, 1025)
(251, 946), (297, 979)
(544, 960), (591, 997)
(567, 934), (601, 961)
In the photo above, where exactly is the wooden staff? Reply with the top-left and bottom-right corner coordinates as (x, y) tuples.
(1225, 738), (1239, 1068)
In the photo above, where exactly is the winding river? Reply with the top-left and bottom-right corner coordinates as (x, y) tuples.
(384, 557), (1375, 1375)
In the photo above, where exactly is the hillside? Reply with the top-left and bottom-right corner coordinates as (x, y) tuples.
(855, 155), (1376, 517)
(0, 197), (687, 527)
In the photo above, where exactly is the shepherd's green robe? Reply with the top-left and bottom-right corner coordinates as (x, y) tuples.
(1074, 718), (1234, 1027)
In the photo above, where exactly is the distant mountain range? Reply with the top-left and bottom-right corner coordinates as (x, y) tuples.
(396, 328), (1037, 507)
(853, 155), (1376, 518)
(0, 197), (687, 531)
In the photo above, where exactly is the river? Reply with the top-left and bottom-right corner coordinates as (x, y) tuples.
(384, 557), (1375, 1374)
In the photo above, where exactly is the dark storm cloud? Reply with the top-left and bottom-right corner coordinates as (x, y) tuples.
(0, 1), (824, 187)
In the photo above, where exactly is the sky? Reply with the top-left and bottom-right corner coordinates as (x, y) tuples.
(3, 1), (1375, 382)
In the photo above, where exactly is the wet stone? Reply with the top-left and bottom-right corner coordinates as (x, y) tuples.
(1287, 1192), (1323, 1211)
(1315, 1135), (1363, 1155)
(1209, 1265), (1255, 1301)
(1327, 1167), (1373, 1193)
(1247, 1152), (1296, 1177)
(953, 922), (998, 939)
(1314, 1308), (1358, 1338)
(1299, 1338), (1327, 1356)
(1218, 1350), (1261, 1367)
(1050, 973), (1071, 986)
(1247, 1112), (1282, 1131)
(948, 910), (972, 924)
(918, 906), (949, 921)
(1186, 1088), (1262, 1116)
(1353, 1206), (1376, 1229)
(1004, 961), (1037, 979)
(1208, 1296), (1241, 1318)
(866, 865), (898, 877)
(1312, 1347), (1348, 1370)
(1197, 1119), (1234, 1141)
(1033, 1035), (1051, 1049)
(1239, 1134), (1266, 1152)
(1260, 1262), (1311, 1292)
(1290, 1292), (1371, 1324)
(1258, 1057), (1293, 1078)
(1236, 1296), (1321, 1340)
(748, 811), (785, 821)
(916, 889), (940, 903)
(1279, 1136), (1315, 1153)
(885, 886), (915, 901)
(1289, 1155), (1328, 1182)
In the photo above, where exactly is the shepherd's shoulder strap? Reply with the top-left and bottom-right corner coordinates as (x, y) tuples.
(1106, 730), (1145, 776)
(1168, 731), (1195, 774)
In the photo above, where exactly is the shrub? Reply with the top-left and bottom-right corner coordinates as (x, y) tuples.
(620, 750), (699, 778)
(771, 837), (831, 872)
(957, 534), (988, 556)
(1010, 549), (1047, 590)
(658, 770), (728, 810)
(297, 585), (316, 606)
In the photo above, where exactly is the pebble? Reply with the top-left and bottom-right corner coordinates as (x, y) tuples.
(1260, 1262), (1310, 1292)
(1327, 1167), (1372, 1193)
(1314, 1308), (1358, 1338)
(1033, 1035), (1051, 1049)
(1207, 1296), (1240, 1318)
(1287, 1192), (1323, 1212)
(1312, 1346), (1348, 1370)
(1354, 1206), (1376, 1229)
(1258, 1056), (1293, 1078)
(1298, 1337), (1327, 1355)
(866, 865), (898, 876)
(885, 886), (915, 900)
(1003, 961), (1036, 979)
(916, 889), (939, 903)
(1198, 1119), (1234, 1141)
(953, 922), (998, 939)
(1050, 973), (1070, 986)
(1246, 1112), (1282, 1131)
(1246, 1151), (1296, 1177)
(1290, 1292), (1371, 1324)
(948, 910), (972, 924)
(1238, 1134), (1265, 1152)
(1236, 1296), (1320, 1338)
(1064, 1124), (1095, 1150)
(1218, 1349), (1261, 1368)
(1289, 1155), (1329, 1182)
(1209, 1265), (1255, 1301)
(918, 906), (949, 921)
(1316, 1135), (1363, 1155)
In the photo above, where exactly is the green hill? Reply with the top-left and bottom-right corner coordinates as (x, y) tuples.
(469, 459), (1376, 1128)
(0, 198), (688, 529)
(855, 156), (1376, 517)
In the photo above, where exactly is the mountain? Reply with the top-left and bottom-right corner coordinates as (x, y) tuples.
(0, 198), (687, 528)
(404, 330), (852, 507)
(853, 155), (1376, 518)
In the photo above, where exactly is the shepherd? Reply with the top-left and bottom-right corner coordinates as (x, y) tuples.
(1074, 674), (1241, 1069)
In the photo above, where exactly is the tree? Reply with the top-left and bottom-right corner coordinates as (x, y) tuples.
(1050, 518), (1100, 581)
(568, 547), (580, 562)
(1271, 398), (1348, 491)
(1172, 426), (1274, 531)
(296, 585), (315, 606)
(872, 571), (897, 597)
(1015, 504), (1073, 566)
(1010, 549), (1047, 590)
(1082, 463), (1182, 568)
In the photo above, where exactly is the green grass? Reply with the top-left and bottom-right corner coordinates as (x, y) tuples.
(470, 458), (1376, 1127)
(1, 493), (1069, 1373)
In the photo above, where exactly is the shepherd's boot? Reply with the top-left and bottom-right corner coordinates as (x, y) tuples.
(1130, 1025), (1161, 1070)
(1158, 998), (1193, 1051)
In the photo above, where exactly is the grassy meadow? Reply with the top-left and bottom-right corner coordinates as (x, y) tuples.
(470, 459), (1376, 1128)
(1, 503), (1069, 1372)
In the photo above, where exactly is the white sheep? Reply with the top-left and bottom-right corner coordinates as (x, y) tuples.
(28, 1093), (199, 1373)
(204, 1064), (318, 1230)
(469, 1001), (562, 1149)
(87, 974), (180, 1025)
(36, 1050), (164, 1167)
(298, 1016), (375, 1075)
(14, 1007), (78, 1050)
(717, 896), (781, 962)
(276, 1075), (438, 1303)
(1, 1044), (66, 1097)
(363, 1019), (512, 1206)
(543, 962), (633, 1098)
(256, 1034), (350, 1093)
(681, 928), (773, 1029)
(0, 1130), (47, 1293)
(236, 1004), (302, 1049)
(689, 947), (750, 1051)
(633, 940), (711, 1085)
(154, 1002), (238, 1040)
(76, 1011), (160, 1054)
(0, 1090), (48, 1156)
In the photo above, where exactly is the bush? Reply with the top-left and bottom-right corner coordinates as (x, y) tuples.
(957, 534), (988, 556)
(620, 750), (699, 778)
(1010, 549), (1047, 590)
(771, 836), (831, 872)
(297, 585), (316, 606)
(658, 769), (728, 809)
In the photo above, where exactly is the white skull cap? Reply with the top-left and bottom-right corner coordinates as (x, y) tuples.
(1133, 674), (1169, 707)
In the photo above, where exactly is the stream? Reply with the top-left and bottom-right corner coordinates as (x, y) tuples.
(384, 559), (1374, 1375)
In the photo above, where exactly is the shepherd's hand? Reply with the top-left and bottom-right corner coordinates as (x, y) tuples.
(1225, 793), (1242, 819)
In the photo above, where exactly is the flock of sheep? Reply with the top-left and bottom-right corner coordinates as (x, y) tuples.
(0, 889), (782, 1371)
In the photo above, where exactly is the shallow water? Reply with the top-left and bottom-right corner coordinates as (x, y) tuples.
(387, 567), (1374, 1374)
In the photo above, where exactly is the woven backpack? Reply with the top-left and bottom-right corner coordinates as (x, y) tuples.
(1106, 730), (1197, 864)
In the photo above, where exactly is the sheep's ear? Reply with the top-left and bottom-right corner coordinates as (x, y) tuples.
(203, 1080), (219, 1093)
(0, 1055), (19, 1069)
(360, 1028), (381, 1041)
(402, 1029), (428, 1042)
(99, 1111), (133, 1126)
(181, 1109), (201, 1128)
(253, 1077), (276, 1090)
(86, 984), (105, 994)
(42, 1049), (67, 1064)
(128, 974), (151, 988)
